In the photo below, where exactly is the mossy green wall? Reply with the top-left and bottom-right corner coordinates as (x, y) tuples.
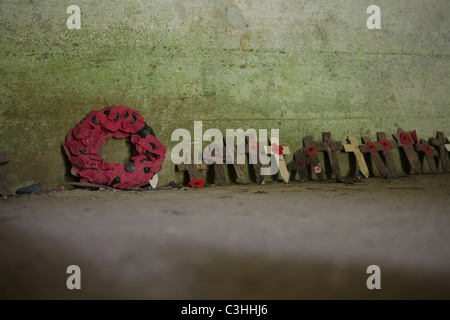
(1, 0), (449, 191)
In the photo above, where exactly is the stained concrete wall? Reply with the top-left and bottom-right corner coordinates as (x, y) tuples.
(0, 0), (449, 191)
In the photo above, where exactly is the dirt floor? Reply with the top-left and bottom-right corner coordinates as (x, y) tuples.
(1, 174), (449, 299)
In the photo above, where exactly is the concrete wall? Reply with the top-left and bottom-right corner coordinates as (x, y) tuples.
(0, 0), (449, 190)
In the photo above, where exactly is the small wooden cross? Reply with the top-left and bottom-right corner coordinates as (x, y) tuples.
(264, 138), (290, 183)
(393, 129), (422, 174)
(287, 148), (309, 182)
(245, 136), (264, 183)
(429, 132), (449, 173)
(359, 136), (388, 176)
(205, 143), (227, 186)
(415, 138), (438, 174)
(343, 136), (369, 178)
(303, 136), (326, 181)
(0, 152), (9, 197)
(317, 132), (342, 181)
(376, 132), (397, 174)
(176, 153), (208, 184)
(224, 138), (251, 184)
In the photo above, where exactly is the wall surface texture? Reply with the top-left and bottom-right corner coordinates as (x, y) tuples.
(0, 0), (449, 190)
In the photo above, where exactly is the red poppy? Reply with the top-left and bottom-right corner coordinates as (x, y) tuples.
(65, 140), (79, 155)
(189, 179), (205, 188)
(102, 117), (124, 132)
(108, 105), (127, 120)
(306, 145), (318, 156)
(400, 132), (411, 145)
(366, 141), (377, 152)
(378, 139), (391, 151)
(122, 114), (145, 133)
(95, 106), (125, 131)
(423, 144), (434, 155)
(131, 134), (167, 158)
(73, 125), (92, 139)
(272, 143), (283, 155)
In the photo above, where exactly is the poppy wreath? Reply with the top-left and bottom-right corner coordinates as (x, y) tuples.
(64, 105), (166, 189)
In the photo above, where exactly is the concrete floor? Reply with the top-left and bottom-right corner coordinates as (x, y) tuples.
(1, 175), (449, 299)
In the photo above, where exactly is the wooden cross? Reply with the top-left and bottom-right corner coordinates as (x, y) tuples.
(176, 153), (208, 184)
(245, 136), (264, 184)
(264, 138), (290, 183)
(302, 136), (326, 181)
(317, 132), (342, 181)
(0, 152), (9, 197)
(343, 136), (369, 178)
(429, 132), (449, 173)
(393, 128), (422, 174)
(205, 143), (227, 186)
(287, 148), (309, 182)
(415, 138), (438, 174)
(376, 132), (397, 174)
(224, 138), (251, 184)
(359, 136), (388, 176)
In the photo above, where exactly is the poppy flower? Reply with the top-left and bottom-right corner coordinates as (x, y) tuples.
(366, 142), (377, 153)
(378, 139), (391, 151)
(65, 140), (79, 155)
(400, 132), (411, 145)
(272, 143), (283, 155)
(423, 144), (434, 155)
(102, 117), (124, 132)
(95, 107), (110, 124)
(73, 154), (92, 169)
(122, 113), (145, 133)
(108, 105), (127, 121)
(189, 179), (205, 188)
(73, 125), (92, 139)
(95, 106), (125, 131)
(131, 134), (167, 158)
(84, 110), (102, 128)
(306, 145), (318, 156)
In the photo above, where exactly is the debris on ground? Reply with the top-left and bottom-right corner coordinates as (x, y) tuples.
(16, 183), (43, 195)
